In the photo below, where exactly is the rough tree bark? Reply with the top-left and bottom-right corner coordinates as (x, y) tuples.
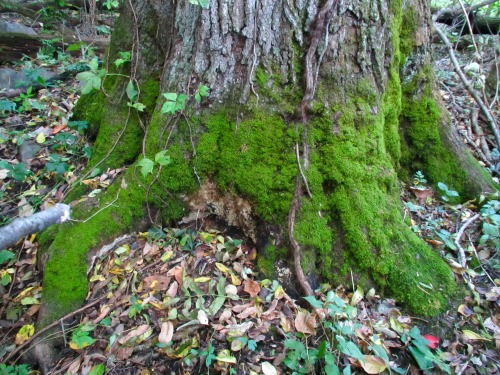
(32, 0), (496, 368)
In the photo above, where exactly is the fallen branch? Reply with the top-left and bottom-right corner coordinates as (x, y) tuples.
(0, 204), (71, 250)
(434, 24), (500, 150)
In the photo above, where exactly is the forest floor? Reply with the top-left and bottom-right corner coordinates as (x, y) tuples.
(0, 12), (500, 375)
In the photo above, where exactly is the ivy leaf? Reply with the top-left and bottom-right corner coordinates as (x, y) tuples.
(76, 71), (101, 94)
(247, 339), (257, 351)
(161, 101), (177, 114)
(163, 92), (178, 101)
(137, 158), (155, 177)
(304, 295), (323, 308)
(88, 364), (105, 375)
(0, 250), (15, 265)
(198, 84), (209, 96)
(337, 336), (365, 363)
(70, 331), (95, 349)
(155, 150), (171, 166)
(126, 80), (138, 101)
(128, 102), (146, 111)
(11, 163), (31, 181)
(0, 99), (16, 112)
(175, 94), (188, 111)
(88, 57), (99, 73)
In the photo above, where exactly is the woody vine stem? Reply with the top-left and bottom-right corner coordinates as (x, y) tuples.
(289, 0), (339, 297)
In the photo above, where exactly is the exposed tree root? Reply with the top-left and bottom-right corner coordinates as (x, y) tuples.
(288, 176), (314, 297)
(285, 0), (339, 296)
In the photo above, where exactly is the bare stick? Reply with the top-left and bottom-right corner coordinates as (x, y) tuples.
(0, 204), (70, 250)
(454, 213), (480, 267)
(434, 24), (500, 150)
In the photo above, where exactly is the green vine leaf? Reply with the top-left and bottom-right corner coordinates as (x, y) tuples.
(127, 102), (146, 111)
(161, 92), (188, 114)
(155, 150), (171, 166)
(137, 158), (155, 177)
(126, 80), (138, 101)
(76, 58), (106, 94)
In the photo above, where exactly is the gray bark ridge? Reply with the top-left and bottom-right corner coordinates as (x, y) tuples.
(0, 204), (71, 250)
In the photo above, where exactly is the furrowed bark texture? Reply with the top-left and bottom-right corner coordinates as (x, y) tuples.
(35, 1), (497, 365)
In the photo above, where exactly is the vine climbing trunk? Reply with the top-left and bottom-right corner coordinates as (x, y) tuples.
(34, 0), (496, 368)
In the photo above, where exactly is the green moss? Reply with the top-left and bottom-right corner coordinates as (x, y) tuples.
(399, 77), (471, 196)
(399, 6), (419, 60)
(39, 170), (146, 328)
(197, 111), (297, 222)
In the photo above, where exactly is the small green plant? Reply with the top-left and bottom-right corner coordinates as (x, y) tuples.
(115, 51), (131, 67)
(0, 250), (15, 265)
(128, 295), (149, 318)
(0, 160), (32, 181)
(68, 120), (89, 134)
(161, 84), (209, 115)
(75, 58), (107, 94)
(137, 150), (172, 177)
(101, 0), (120, 9)
(69, 322), (96, 350)
(0, 99), (16, 113)
(412, 170), (427, 187)
(96, 25), (111, 35)
(161, 92), (188, 114)
(188, 0), (209, 8)
(0, 363), (30, 375)
(14, 87), (45, 113)
(404, 327), (450, 374)
(45, 154), (69, 175)
(437, 182), (459, 202)
(480, 200), (500, 250)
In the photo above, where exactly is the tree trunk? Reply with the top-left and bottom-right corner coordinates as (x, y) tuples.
(34, 0), (496, 367)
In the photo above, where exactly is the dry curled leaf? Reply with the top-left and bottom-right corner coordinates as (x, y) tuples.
(244, 279), (261, 297)
(360, 355), (387, 374)
(294, 310), (316, 335)
(159, 321), (174, 344)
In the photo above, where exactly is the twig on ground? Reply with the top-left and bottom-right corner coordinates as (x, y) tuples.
(454, 213), (480, 267)
(471, 107), (492, 161)
(469, 236), (496, 285)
